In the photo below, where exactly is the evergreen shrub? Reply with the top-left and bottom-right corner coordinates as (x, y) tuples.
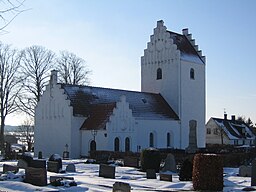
(140, 148), (161, 172)
(192, 153), (223, 191)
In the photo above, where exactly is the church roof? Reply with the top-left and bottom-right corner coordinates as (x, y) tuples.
(211, 117), (255, 140)
(168, 31), (205, 64)
(61, 84), (179, 129)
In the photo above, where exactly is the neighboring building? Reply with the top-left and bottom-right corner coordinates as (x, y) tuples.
(34, 20), (206, 158)
(206, 114), (256, 146)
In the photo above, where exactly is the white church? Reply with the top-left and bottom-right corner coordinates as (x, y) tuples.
(34, 20), (206, 158)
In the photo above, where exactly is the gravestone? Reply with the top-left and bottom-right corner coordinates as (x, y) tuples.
(160, 173), (172, 182)
(186, 120), (198, 153)
(30, 159), (46, 169)
(50, 176), (74, 183)
(124, 156), (140, 168)
(146, 169), (156, 179)
(47, 154), (62, 173)
(113, 182), (131, 192)
(3, 164), (19, 173)
(99, 164), (115, 179)
(66, 163), (76, 172)
(38, 151), (43, 159)
(251, 159), (256, 186)
(161, 153), (177, 173)
(239, 165), (251, 177)
(25, 167), (47, 186)
(17, 159), (28, 169)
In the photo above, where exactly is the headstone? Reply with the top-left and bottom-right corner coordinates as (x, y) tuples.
(113, 182), (131, 192)
(239, 165), (251, 177)
(161, 153), (177, 173)
(124, 156), (140, 168)
(186, 120), (198, 153)
(99, 164), (115, 179)
(66, 163), (76, 172)
(47, 161), (61, 173)
(160, 173), (172, 182)
(251, 159), (256, 186)
(146, 169), (156, 179)
(25, 167), (47, 186)
(30, 159), (46, 169)
(17, 159), (28, 169)
(20, 153), (33, 166)
(63, 151), (69, 160)
(47, 154), (62, 173)
(3, 164), (19, 173)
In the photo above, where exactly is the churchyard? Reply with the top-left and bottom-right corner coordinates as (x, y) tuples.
(0, 149), (256, 191)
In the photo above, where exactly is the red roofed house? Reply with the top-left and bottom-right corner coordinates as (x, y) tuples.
(34, 20), (206, 158)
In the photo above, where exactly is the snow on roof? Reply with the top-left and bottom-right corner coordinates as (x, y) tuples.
(61, 85), (179, 127)
(213, 117), (255, 140)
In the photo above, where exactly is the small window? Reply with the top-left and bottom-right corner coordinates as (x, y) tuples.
(114, 137), (120, 151)
(157, 68), (162, 80)
(149, 132), (154, 147)
(207, 128), (211, 134)
(167, 133), (170, 147)
(190, 68), (195, 79)
(213, 128), (218, 135)
(125, 137), (130, 152)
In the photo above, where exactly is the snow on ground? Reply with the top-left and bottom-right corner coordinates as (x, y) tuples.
(0, 159), (254, 192)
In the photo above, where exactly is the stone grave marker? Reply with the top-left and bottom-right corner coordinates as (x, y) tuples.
(251, 159), (256, 186)
(30, 159), (46, 169)
(50, 176), (74, 183)
(113, 181), (131, 192)
(186, 120), (198, 153)
(124, 156), (140, 168)
(38, 151), (43, 159)
(161, 153), (177, 173)
(239, 165), (251, 177)
(3, 164), (19, 173)
(160, 173), (172, 182)
(146, 169), (156, 179)
(66, 163), (76, 172)
(47, 154), (62, 173)
(25, 167), (47, 186)
(99, 164), (115, 179)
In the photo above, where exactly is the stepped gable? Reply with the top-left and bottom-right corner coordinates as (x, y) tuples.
(61, 84), (179, 122)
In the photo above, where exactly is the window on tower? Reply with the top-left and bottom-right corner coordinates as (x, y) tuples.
(157, 68), (162, 80)
(190, 68), (195, 79)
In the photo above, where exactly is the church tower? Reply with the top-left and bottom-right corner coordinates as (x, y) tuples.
(141, 20), (206, 148)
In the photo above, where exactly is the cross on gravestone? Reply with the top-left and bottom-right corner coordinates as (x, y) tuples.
(251, 159), (256, 186)
(113, 182), (131, 192)
(186, 120), (198, 153)
(161, 153), (177, 173)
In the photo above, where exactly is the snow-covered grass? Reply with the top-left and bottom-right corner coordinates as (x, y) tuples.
(0, 159), (254, 191)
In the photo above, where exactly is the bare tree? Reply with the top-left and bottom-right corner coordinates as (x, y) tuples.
(17, 117), (34, 151)
(0, 42), (22, 151)
(0, 0), (26, 33)
(57, 51), (91, 85)
(18, 45), (55, 117)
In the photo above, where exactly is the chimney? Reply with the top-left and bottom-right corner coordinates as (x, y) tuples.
(182, 28), (189, 35)
(231, 115), (236, 121)
(50, 70), (58, 86)
(224, 113), (227, 120)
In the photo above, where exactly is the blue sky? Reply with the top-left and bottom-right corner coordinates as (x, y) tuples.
(2, 0), (256, 125)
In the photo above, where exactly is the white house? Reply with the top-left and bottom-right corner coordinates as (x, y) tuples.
(206, 114), (256, 146)
(34, 20), (206, 158)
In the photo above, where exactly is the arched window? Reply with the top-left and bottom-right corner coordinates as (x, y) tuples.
(157, 68), (162, 80)
(190, 68), (195, 79)
(125, 137), (130, 152)
(90, 140), (96, 151)
(167, 133), (171, 147)
(114, 137), (120, 151)
(149, 132), (154, 147)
